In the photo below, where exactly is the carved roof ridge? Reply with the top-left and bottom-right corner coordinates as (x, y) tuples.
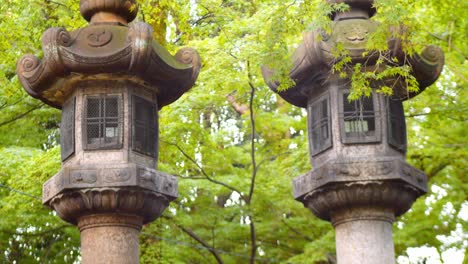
(17, 22), (201, 109)
(262, 19), (444, 107)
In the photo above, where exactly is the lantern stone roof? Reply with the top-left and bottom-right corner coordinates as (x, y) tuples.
(262, 0), (444, 108)
(17, 0), (200, 109)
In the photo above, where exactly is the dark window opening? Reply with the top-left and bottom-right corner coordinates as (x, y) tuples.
(308, 94), (332, 156)
(132, 95), (158, 157)
(340, 92), (380, 144)
(387, 98), (406, 152)
(61, 97), (75, 161)
(84, 95), (122, 150)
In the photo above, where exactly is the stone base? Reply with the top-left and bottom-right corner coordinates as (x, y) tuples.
(78, 214), (143, 264)
(293, 157), (427, 264)
(293, 157), (427, 220)
(41, 164), (179, 263)
(43, 163), (178, 204)
(49, 188), (170, 224)
(42, 162), (178, 224)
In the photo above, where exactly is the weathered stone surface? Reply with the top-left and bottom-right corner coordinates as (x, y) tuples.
(30, 26), (183, 230)
(293, 156), (426, 222)
(80, 0), (138, 23)
(261, 0), (442, 263)
(332, 207), (396, 264)
(300, 180), (422, 221)
(17, 18), (200, 109)
(293, 157), (427, 200)
(261, 6), (444, 108)
(49, 188), (170, 225)
(78, 214), (142, 264)
(17, 0), (194, 263)
(43, 163), (177, 202)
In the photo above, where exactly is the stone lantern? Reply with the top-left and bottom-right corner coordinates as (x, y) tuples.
(262, 0), (443, 263)
(17, 1), (200, 263)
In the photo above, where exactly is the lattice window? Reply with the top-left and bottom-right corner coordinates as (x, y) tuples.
(339, 91), (381, 144)
(61, 97), (75, 161)
(308, 93), (332, 156)
(387, 98), (406, 152)
(83, 95), (122, 150)
(132, 95), (158, 157)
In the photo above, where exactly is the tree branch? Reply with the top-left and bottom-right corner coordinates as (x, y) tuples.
(247, 61), (257, 204)
(0, 183), (41, 200)
(246, 60), (258, 264)
(0, 103), (45, 128)
(48, 0), (70, 9)
(172, 174), (206, 180)
(428, 31), (467, 60)
(256, 152), (291, 170)
(227, 91), (249, 115)
(0, 225), (72, 237)
(249, 220), (257, 264)
(405, 108), (467, 118)
(160, 140), (246, 201)
(427, 162), (450, 179)
(0, 97), (25, 111)
(176, 224), (224, 264)
(281, 219), (313, 242)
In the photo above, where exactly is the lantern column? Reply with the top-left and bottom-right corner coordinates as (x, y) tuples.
(262, 0), (444, 263)
(17, 1), (200, 263)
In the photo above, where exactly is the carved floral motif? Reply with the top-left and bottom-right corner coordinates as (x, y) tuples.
(302, 180), (421, 221)
(103, 169), (130, 183)
(292, 158), (428, 220)
(71, 170), (98, 184)
(49, 188), (169, 225)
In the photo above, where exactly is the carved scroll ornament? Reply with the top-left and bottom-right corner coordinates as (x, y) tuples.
(262, 5), (444, 108)
(17, 22), (201, 109)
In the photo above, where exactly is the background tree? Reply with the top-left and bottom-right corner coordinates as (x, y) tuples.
(0, 0), (466, 263)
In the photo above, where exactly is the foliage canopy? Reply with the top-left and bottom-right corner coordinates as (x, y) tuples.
(0, 0), (466, 263)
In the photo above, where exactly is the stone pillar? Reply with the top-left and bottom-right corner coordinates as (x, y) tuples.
(79, 215), (142, 264)
(46, 187), (175, 263)
(297, 173), (426, 264)
(332, 208), (395, 264)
